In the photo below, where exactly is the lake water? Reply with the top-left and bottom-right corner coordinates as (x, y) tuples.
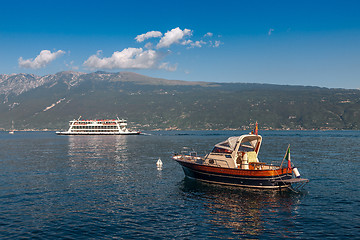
(0, 131), (359, 239)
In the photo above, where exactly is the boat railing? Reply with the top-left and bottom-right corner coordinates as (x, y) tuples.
(250, 162), (281, 170)
(180, 150), (190, 156)
(237, 162), (281, 170)
(176, 151), (202, 162)
(189, 151), (197, 157)
(268, 161), (283, 170)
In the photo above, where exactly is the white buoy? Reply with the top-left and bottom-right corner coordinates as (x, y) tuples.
(156, 158), (163, 168)
(293, 167), (301, 178)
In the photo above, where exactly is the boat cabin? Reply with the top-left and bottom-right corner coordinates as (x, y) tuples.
(205, 134), (262, 169)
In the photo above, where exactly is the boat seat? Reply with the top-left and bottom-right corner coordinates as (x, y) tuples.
(247, 151), (258, 162)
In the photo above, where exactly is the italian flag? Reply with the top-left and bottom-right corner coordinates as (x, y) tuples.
(285, 146), (291, 170)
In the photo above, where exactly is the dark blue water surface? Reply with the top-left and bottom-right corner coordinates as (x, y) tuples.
(0, 131), (359, 239)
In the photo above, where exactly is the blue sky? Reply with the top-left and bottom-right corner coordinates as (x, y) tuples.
(0, 0), (359, 89)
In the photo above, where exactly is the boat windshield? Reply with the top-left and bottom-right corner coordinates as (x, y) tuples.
(238, 135), (261, 153)
(211, 147), (232, 153)
(212, 135), (262, 154)
(238, 143), (255, 152)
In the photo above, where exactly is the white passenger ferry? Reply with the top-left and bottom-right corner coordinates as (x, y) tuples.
(56, 117), (141, 135)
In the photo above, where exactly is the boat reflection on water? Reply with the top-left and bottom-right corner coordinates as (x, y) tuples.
(67, 135), (129, 173)
(179, 178), (303, 237)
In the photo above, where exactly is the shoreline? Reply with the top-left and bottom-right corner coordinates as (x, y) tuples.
(2, 128), (359, 132)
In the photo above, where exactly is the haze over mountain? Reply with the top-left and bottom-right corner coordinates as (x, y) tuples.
(0, 71), (359, 131)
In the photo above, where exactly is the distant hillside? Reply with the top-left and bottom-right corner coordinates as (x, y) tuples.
(0, 71), (359, 131)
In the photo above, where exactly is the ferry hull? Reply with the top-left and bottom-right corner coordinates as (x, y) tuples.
(176, 160), (293, 189)
(56, 131), (141, 135)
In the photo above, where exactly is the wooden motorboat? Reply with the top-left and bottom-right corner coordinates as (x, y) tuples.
(173, 133), (308, 191)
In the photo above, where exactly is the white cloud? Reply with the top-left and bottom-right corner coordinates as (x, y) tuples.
(181, 40), (192, 46)
(144, 42), (153, 49)
(65, 60), (79, 70)
(157, 27), (192, 49)
(268, 28), (274, 36)
(83, 27), (222, 72)
(83, 47), (165, 70)
(158, 62), (178, 72)
(187, 40), (207, 48)
(213, 40), (221, 48)
(135, 31), (162, 42)
(18, 50), (65, 69)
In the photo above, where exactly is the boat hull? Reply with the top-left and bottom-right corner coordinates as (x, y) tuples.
(176, 159), (293, 190)
(56, 131), (141, 135)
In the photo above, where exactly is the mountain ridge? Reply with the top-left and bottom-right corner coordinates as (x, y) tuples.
(0, 71), (359, 131)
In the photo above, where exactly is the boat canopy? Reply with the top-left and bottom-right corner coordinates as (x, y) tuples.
(214, 137), (239, 151)
(214, 134), (262, 153)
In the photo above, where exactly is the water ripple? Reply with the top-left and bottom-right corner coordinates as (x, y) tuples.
(0, 131), (359, 239)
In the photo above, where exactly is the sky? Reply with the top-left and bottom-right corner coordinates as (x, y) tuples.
(0, 0), (359, 89)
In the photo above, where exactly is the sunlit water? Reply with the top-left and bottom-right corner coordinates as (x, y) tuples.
(0, 131), (358, 239)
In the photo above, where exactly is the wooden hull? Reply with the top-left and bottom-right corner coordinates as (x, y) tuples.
(175, 159), (293, 190)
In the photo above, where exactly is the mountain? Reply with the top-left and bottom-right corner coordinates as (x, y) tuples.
(0, 71), (359, 131)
